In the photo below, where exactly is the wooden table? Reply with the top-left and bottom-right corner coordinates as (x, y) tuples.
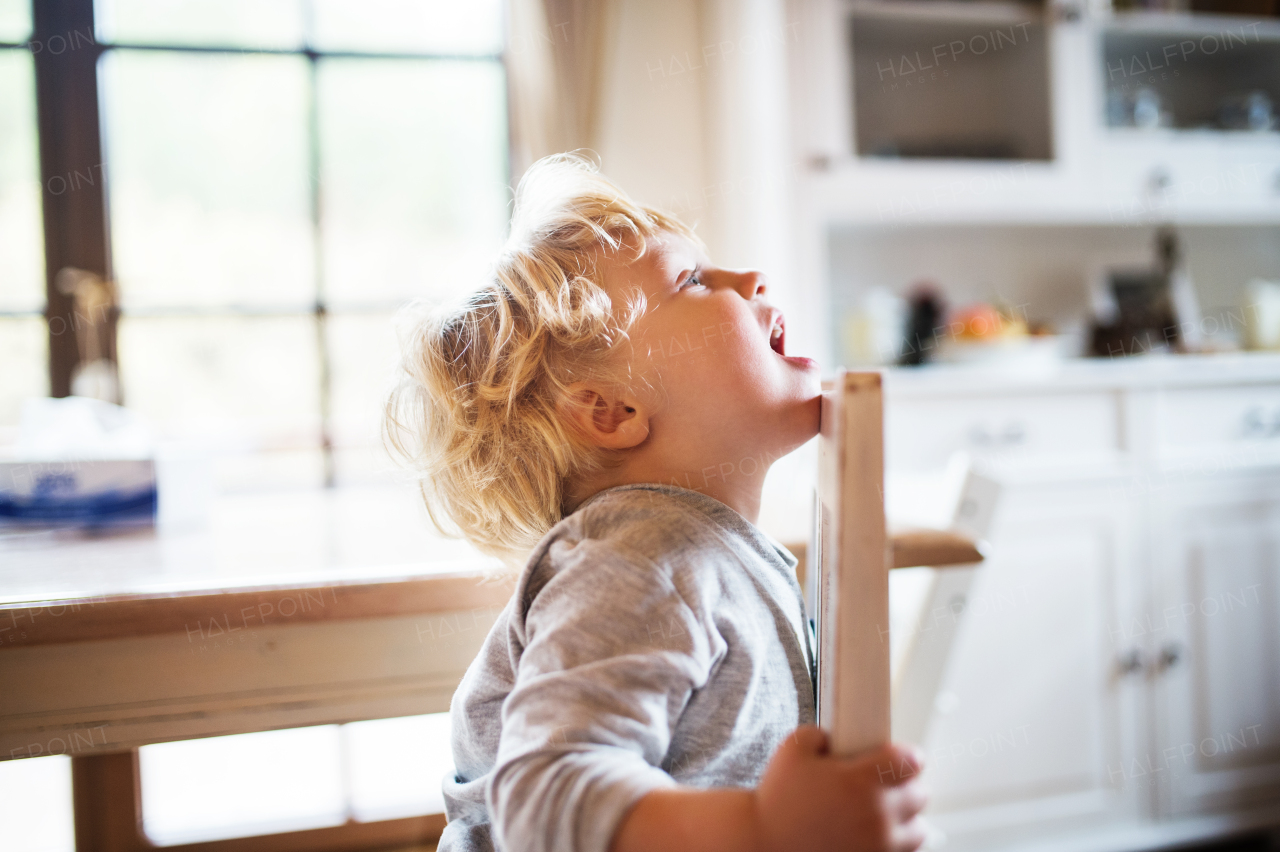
(0, 486), (512, 852)
(0, 487), (515, 759)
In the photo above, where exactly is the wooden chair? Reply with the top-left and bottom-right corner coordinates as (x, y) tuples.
(815, 371), (995, 756)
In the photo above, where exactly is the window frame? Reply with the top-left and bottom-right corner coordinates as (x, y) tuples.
(22, 0), (511, 485)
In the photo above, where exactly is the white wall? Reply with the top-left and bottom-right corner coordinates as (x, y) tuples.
(593, 0), (712, 233)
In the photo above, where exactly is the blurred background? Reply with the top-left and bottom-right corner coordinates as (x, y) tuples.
(1, 0), (1278, 850)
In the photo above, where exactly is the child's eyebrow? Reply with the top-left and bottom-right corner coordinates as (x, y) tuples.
(673, 267), (695, 287)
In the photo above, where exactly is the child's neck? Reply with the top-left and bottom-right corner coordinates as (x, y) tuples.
(567, 459), (767, 525)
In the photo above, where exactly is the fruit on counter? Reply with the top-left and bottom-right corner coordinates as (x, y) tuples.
(949, 303), (1029, 341)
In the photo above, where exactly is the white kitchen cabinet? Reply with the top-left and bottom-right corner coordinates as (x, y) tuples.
(1148, 470), (1280, 819)
(787, 0), (1280, 227)
(880, 359), (1280, 851)
(885, 390), (1122, 471)
(921, 481), (1144, 851)
(1154, 384), (1280, 467)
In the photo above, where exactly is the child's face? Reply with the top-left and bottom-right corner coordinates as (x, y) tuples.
(596, 230), (822, 478)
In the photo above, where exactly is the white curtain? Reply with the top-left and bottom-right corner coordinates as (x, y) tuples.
(506, 0), (619, 177)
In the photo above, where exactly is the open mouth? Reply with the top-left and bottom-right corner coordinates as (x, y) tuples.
(769, 313), (785, 356)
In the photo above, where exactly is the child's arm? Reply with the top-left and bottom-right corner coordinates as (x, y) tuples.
(486, 541), (716, 852)
(612, 727), (929, 852)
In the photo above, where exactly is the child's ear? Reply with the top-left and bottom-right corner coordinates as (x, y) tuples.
(561, 381), (650, 450)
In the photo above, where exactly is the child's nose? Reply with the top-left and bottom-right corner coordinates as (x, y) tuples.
(727, 269), (766, 300)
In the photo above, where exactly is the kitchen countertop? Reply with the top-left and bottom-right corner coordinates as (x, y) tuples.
(876, 350), (1280, 396)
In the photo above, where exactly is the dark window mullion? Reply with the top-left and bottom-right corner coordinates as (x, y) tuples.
(32, 0), (113, 399)
(302, 1), (334, 486)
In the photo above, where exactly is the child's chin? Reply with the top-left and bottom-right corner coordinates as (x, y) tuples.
(790, 367), (823, 399)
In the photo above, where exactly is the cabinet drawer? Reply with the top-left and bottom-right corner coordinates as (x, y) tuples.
(1157, 385), (1280, 454)
(885, 392), (1120, 471)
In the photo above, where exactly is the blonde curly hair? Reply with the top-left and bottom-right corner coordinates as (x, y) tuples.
(384, 152), (701, 565)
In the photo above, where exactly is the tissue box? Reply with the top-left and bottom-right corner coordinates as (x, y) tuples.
(0, 458), (157, 526)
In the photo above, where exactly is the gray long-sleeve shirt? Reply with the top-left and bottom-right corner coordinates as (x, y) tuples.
(438, 482), (817, 852)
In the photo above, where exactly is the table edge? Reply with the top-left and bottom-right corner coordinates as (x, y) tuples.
(0, 571), (515, 649)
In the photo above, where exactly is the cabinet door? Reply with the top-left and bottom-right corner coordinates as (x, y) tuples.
(1152, 473), (1280, 819)
(922, 483), (1144, 850)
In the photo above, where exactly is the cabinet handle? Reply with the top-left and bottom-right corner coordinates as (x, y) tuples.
(1244, 407), (1268, 438)
(968, 425), (994, 447)
(1154, 642), (1184, 674)
(968, 422), (1028, 449)
(1116, 649), (1144, 676)
(1241, 406), (1280, 439)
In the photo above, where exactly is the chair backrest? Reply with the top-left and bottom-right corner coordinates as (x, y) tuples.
(815, 370), (891, 756)
(814, 370), (998, 754)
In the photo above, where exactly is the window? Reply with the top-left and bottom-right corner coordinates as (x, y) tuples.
(0, 0), (46, 432)
(11, 0), (510, 490)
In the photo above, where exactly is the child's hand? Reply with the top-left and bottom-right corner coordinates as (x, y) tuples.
(609, 726), (927, 852)
(753, 726), (929, 852)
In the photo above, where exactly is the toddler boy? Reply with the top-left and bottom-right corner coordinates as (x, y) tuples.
(385, 154), (927, 852)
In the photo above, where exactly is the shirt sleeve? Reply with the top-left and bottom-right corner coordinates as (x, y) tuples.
(486, 538), (716, 852)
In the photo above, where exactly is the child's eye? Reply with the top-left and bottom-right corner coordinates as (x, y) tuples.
(683, 273), (704, 289)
